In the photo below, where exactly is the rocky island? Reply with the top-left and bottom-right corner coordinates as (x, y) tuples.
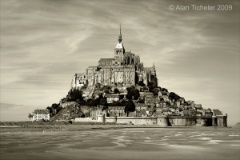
(29, 26), (227, 127)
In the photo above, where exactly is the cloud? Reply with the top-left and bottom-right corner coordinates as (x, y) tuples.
(0, 0), (239, 124)
(0, 103), (36, 121)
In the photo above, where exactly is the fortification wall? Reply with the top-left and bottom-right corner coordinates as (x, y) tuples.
(74, 116), (217, 127)
(105, 117), (117, 123)
(74, 117), (98, 122)
(114, 117), (157, 125)
(168, 116), (196, 126)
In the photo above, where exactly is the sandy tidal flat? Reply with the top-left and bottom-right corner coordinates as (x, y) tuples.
(0, 127), (239, 160)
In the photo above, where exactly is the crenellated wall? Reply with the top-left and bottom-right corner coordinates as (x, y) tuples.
(74, 115), (227, 127)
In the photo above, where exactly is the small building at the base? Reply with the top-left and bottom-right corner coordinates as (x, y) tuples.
(32, 109), (50, 122)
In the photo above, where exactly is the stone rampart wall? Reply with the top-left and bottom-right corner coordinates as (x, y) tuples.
(74, 117), (98, 122)
(113, 117), (157, 125)
(74, 116), (222, 127)
(168, 116), (197, 126)
(105, 117), (117, 123)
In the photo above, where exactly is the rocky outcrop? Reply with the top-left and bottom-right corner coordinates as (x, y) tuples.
(51, 102), (85, 121)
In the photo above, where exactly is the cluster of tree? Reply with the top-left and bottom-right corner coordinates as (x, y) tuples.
(49, 84), (145, 118)
(124, 100), (135, 114)
(46, 103), (62, 117)
(168, 92), (181, 101)
(152, 88), (161, 96)
(66, 89), (84, 102)
(86, 96), (108, 110)
(126, 86), (140, 100)
(148, 80), (157, 92)
(161, 88), (168, 95)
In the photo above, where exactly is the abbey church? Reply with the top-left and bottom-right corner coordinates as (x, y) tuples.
(71, 26), (158, 94)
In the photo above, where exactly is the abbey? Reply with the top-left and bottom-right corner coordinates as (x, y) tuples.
(71, 26), (158, 92)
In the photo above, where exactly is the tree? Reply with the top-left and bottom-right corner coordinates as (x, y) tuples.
(28, 113), (33, 120)
(169, 92), (180, 101)
(152, 88), (160, 96)
(124, 100), (135, 116)
(50, 103), (62, 115)
(114, 88), (120, 94)
(100, 97), (107, 106)
(161, 88), (168, 93)
(100, 97), (108, 110)
(46, 106), (53, 116)
(148, 81), (157, 91)
(67, 89), (83, 101)
(138, 81), (145, 86)
(86, 99), (97, 106)
(126, 86), (140, 100)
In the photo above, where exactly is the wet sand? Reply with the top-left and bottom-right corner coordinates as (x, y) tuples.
(0, 126), (239, 160)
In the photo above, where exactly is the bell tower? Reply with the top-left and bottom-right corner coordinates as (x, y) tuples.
(114, 24), (125, 65)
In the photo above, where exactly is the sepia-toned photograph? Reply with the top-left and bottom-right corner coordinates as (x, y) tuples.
(0, 0), (239, 160)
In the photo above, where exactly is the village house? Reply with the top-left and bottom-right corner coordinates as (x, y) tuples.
(108, 106), (125, 117)
(31, 109), (50, 122)
(212, 109), (222, 116)
(105, 94), (120, 103)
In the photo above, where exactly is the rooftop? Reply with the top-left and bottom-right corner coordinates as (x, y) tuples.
(99, 58), (115, 63)
(33, 109), (49, 114)
(212, 109), (222, 116)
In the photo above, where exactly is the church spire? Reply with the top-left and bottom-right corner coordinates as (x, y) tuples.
(118, 23), (122, 43)
(115, 24), (125, 54)
(120, 23), (121, 35)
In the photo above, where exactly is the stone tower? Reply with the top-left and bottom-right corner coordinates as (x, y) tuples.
(114, 24), (125, 65)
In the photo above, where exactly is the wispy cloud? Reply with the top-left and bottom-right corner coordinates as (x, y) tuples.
(0, 0), (239, 124)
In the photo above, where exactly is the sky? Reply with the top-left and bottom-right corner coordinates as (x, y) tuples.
(0, 0), (239, 125)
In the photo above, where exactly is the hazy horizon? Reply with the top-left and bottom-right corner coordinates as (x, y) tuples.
(0, 0), (239, 125)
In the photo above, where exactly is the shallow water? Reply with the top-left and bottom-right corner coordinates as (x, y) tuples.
(0, 127), (239, 160)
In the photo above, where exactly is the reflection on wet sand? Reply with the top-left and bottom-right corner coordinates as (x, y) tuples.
(0, 127), (239, 160)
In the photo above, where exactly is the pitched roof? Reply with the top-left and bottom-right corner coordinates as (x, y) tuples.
(212, 109), (222, 116)
(105, 94), (119, 98)
(33, 109), (49, 114)
(99, 58), (114, 63)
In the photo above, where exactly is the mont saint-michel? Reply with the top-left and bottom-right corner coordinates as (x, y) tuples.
(27, 27), (228, 127)
(1, 1), (239, 160)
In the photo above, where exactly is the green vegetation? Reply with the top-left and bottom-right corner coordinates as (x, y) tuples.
(67, 89), (84, 102)
(46, 103), (62, 117)
(124, 100), (135, 116)
(168, 92), (180, 101)
(126, 86), (140, 100)
(31, 77), (201, 121)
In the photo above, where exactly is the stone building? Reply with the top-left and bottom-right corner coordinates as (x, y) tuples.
(71, 26), (158, 96)
(108, 106), (125, 117)
(71, 73), (87, 89)
(105, 94), (120, 103)
(31, 109), (50, 122)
